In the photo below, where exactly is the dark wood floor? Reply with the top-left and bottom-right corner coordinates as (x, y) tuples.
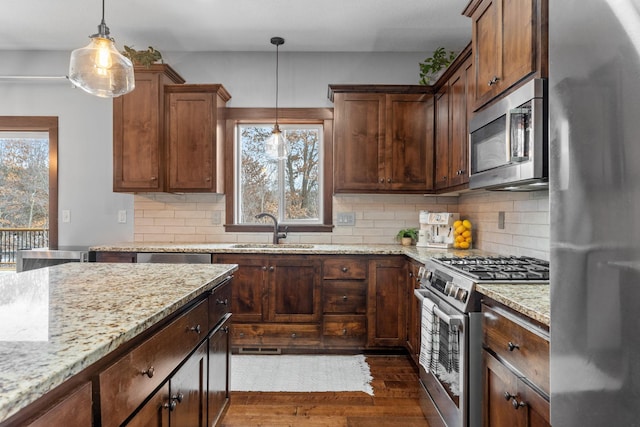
(220, 354), (446, 427)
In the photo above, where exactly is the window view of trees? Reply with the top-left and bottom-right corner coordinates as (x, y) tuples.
(238, 124), (322, 224)
(0, 135), (49, 229)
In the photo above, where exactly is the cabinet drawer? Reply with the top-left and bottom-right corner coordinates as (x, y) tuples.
(27, 382), (92, 427)
(482, 303), (549, 394)
(323, 315), (367, 337)
(232, 323), (321, 347)
(209, 279), (232, 330)
(99, 298), (208, 427)
(323, 281), (367, 313)
(323, 258), (367, 279)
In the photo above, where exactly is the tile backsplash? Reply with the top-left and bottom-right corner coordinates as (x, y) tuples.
(133, 190), (549, 260)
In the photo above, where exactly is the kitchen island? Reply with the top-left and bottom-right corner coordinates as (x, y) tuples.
(0, 262), (237, 426)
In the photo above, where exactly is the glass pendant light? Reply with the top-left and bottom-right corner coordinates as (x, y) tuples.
(265, 36), (288, 160)
(68, 0), (134, 98)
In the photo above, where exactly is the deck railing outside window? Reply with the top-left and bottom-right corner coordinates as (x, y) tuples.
(0, 228), (49, 269)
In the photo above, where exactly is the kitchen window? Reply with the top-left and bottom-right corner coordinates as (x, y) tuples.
(224, 108), (333, 232)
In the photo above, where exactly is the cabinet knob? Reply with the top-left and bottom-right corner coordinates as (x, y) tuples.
(387, 178), (392, 183)
(291, 333), (297, 338)
(239, 332), (245, 337)
(262, 266), (268, 271)
(205, 177), (211, 182)
(442, 176), (447, 181)
(341, 267), (348, 272)
(189, 324), (201, 334)
(512, 399), (526, 410)
(507, 341), (520, 352)
(504, 391), (515, 401)
(342, 295), (348, 301)
(379, 178), (385, 183)
(222, 326), (229, 334)
(488, 76), (501, 86)
(342, 328), (348, 335)
(163, 400), (177, 411)
(140, 366), (155, 378)
(269, 266), (275, 272)
(173, 392), (184, 403)
(216, 298), (228, 305)
(150, 176), (158, 181)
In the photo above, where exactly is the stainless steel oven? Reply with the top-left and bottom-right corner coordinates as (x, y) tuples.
(469, 78), (548, 191)
(415, 255), (550, 427)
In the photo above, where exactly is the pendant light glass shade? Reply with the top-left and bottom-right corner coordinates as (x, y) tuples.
(265, 36), (287, 160)
(68, 2), (134, 98)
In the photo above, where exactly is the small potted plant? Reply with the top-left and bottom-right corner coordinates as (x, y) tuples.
(396, 228), (418, 246)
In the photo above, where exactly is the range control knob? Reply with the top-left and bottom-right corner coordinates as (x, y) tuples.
(443, 281), (454, 295)
(456, 289), (469, 302)
(424, 270), (433, 282)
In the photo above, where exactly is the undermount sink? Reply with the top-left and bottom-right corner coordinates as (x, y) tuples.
(231, 243), (315, 249)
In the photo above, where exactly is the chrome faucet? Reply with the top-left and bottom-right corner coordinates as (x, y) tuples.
(255, 212), (288, 244)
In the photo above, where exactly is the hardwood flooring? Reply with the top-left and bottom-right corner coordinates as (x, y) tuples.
(220, 354), (446, 427)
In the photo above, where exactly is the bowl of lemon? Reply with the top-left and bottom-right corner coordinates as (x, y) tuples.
(453, 219), (473, 249)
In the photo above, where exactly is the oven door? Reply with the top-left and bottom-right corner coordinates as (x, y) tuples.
(414, 288), (468, 427)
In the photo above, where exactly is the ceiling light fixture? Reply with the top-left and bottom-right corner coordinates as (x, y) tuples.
(68, 0), (135, 98)
(265, 36), (287, 160)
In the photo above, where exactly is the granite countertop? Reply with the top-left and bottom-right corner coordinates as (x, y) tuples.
(89, 242), (488, 265)
(0, 262), (237, 423)
(476, 283), (550, 326)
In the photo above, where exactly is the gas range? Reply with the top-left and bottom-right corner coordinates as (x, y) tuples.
(418, 255), (550, 313)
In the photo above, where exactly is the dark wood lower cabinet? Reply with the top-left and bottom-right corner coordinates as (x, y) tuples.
(169, 340), (208, 427)
(25, 383), (92, 427)
(126, 384), (169, 427)
(208, 316), (231, 427)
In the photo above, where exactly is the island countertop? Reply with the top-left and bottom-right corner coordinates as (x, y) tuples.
(0, 262), (237, 423)
(476, 283), (550, 326)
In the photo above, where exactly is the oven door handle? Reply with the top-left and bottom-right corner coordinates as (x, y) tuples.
(414, 289), (464, 327)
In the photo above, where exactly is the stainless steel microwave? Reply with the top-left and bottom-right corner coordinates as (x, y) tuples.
(468, 78), (548, 191)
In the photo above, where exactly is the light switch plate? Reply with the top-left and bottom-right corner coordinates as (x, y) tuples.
(118, 210), (127, 223)
(62, 210), (70, 223)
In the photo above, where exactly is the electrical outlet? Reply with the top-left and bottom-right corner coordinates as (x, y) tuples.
(62, 210), (70, 223)
(118, 210), (127, 223)
(337, 212), (356, 226)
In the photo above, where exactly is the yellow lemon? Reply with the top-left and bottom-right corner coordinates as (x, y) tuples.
(455, 235), (465, 243)
(465, 237), (472, 243)
(462, 219), (472, 229)
(462, 230), (472, 238)
(455, 225), (466, 235)
(459, 241), (470, 249)
(453, 242), (460, 248)
(453, 220), (463, 228)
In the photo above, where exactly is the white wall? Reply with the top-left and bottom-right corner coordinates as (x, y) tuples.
(0, 50), (426, 246)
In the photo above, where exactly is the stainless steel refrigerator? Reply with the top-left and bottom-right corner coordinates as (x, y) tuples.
(549, 0), (640, 425)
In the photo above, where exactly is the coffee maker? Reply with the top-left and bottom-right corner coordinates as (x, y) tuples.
(417, 211), (460, 248)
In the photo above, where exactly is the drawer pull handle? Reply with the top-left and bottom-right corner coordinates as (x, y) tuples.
(163, 400), (177, 411)
(341, 267), (348, 272)
(216, 298), (228, 305)
(488, 76), (501, 86)
(141, 366), (155, 378)
(173, 392), (184, 403)
(189, 324), (202, 334)
(507, 341), (520, 351)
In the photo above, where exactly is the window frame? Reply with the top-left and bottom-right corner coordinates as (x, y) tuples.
(0, 116), (59, 248)
(224, 108), (333, 233)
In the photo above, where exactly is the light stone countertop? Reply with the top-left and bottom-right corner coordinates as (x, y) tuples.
(89, 242), (488, 265)
(0, 262), (237, 423)
(476, 283), (550, 326)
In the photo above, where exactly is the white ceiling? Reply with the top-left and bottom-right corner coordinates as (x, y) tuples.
(1, 0), (471, 53)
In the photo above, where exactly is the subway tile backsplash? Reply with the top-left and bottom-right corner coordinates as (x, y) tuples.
(133, 190), (549, 260)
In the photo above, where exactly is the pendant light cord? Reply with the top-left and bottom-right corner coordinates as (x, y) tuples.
(270, 37), (285, 128)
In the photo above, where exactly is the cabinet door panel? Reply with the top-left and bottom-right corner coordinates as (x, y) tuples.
(501, 0), (536, 91)
(208, 318), (231, 427)
(449, 61), (470, 188)
(166, 91), (215, 192)
(217, 255), (267, 323)
(473, 0), (501, 104)
(334, 93), (386, 192)
(483, 351), (524, 427)
(387, 94), (432, 190)
(27, 383), (92, 427)
(125, 383), (169, 427)
(434, 88), (450, 190)
(169, 340), (208, 427)
(368, 257), (406, 347)
(269, 258), (321, 323)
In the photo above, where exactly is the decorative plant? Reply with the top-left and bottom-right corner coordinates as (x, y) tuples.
(419, 47), (457, 85)
(121, 46), (163, 67)
(396, 228), (419, 242)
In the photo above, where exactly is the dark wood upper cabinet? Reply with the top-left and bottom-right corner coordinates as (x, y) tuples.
(464, 0), (547, 111)
(165, 84), (230, 193)
(330, 85), (434, 193)
(113, 64), (184, 192)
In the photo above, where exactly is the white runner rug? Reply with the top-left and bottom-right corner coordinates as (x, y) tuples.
(231, 354), (374, 395)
